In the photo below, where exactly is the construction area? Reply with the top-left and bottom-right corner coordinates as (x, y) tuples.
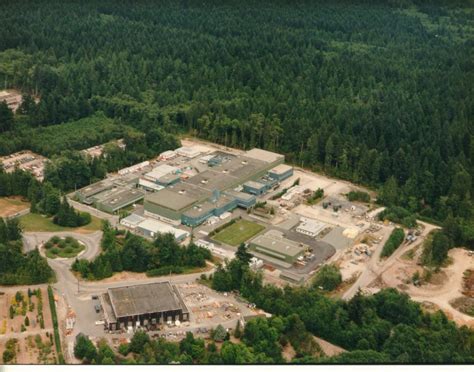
(0, 150), (48, 181)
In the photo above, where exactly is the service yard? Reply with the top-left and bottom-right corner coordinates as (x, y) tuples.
(213, 219), (265, 247)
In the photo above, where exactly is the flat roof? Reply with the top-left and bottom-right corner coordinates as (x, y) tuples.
(145, 164), (178, 180)
(270, 164), (293, 175)
(244, 180), (266, 189)
(108, 282), (188, 319)
(78, 181), (111, 198)
(245, 148), (284, 164)
(146, 187), (201, 211)
(120, 213), (146, 226)
(297, 218), (326, 234)
(97, 187), (145, 208)
(250, 230), (307, 258)
(182, 193), (235, 218)
(226, 190), (256, 201)
(137, 218), (188, 239)
(138, 178), (164, 191)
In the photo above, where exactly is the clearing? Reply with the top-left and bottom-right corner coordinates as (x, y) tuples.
(0, 197), (30, 218)
(19, 213), (102, 233)
(213, 219), (265, 246)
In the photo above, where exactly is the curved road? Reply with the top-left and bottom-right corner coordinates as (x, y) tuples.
(22, 230), (218, 362)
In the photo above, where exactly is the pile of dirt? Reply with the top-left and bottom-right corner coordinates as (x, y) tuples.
(450, 297), (474, 317)
(462, 269), (474, 297)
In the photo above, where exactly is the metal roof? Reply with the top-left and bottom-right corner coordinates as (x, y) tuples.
(107, 282), (188, 319)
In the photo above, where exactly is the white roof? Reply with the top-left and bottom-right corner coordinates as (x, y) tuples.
(297, 218), (326, 235)
(138, 178), (164, 191)
(176, 146), (201, 158)
(138, 219), (189, 240)
(160, 150), (176, 157)
(121, 214), (146, 226)
(145, 164), (178, 181)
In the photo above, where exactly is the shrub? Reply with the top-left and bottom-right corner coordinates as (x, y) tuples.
(347, 191), (370, 203)
(313, 264), (342, 291)
(381, 228), (405, 258)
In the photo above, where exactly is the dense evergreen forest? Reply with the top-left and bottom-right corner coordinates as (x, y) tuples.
(1, 0), (472, 229)
(0, 0), (473, 364)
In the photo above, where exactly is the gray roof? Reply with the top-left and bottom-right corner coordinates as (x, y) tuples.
(244, 180), (266, 190)
(97, 188), (145, 208)
(146, 187), (201, 211)
(108, 282), (188, 319)
(245, 148), (284, 164)
(250, 230), (307, 257)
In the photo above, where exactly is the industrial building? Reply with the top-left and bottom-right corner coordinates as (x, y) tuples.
(120, 214), (146, 229)
(249, 230), (308, 264)
(94, 188), (145, 214)
(101, 282), (190, 331)
(136, 218), (189, 241)
(176, 146), (201, 158)
(296, 218), (326, 237)
(76, 179), (145, 214)
(268, 164), (294, 182)
(144, 148), (284, 226)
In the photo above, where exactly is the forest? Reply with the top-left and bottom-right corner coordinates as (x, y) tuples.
(0, 0), (472, 243)
(0, 218), (54, 285)
(0, 0), (473, 364)
(72, 222), (212, 280)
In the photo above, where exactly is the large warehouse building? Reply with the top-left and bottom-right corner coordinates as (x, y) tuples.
(144, 148), (285, 226)
(249, 230), (308, 264)
(101, 282), (190, 331)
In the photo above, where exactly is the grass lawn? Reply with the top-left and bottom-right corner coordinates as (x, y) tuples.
(19, 213), (103, 232)
(44, 236), (85, 259)
(213, 219), (265, 246)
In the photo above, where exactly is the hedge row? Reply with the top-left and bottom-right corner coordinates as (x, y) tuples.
(47, 285), (65, 364)
(381, 228), (405, 258)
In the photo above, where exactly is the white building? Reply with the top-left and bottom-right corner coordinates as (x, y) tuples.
(159, 150), (177, 161)
(144, 164), (179, 183)
(118, 161), (150, 175)
(176, 146), (201, 158)
(120, 214), (146, 229)
(137, 218), (189, 241)
(296, 217), (326, 237)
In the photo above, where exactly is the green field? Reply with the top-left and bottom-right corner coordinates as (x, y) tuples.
(19, 213), (103, 233)
(213, 219), (265, 247)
